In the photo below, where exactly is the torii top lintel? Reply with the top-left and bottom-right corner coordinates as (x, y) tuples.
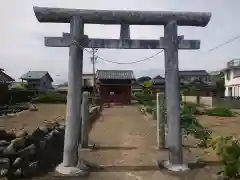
(33, 6), (211, 27)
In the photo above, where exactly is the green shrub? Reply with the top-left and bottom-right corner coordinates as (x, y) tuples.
(31, 92), (67, 104)
(209, 136), (240, 179)
(181, 102), (203, 115)
(145, 106), (153, 114)
(134, 92), (155, 100)
(181, 104), (212, 148)
(89, 96), (102, 106)
(8, 90), (36, 104)
(205, 107), (235, 117)
(134, 92), (156, 108)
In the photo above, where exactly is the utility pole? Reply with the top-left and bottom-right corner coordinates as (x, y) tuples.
(90, 48), (98, 95)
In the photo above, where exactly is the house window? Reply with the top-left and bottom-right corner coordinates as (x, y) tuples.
(229, 87), (233, 97)
(238, 86), (240, 97)
(226, 70), (231, 80)
(83, 79), (87, 86)
(233, 69), (240, 78)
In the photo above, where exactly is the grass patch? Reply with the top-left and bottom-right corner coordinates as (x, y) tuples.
(31, 92), (67, 104)
(181, 102), (204, 115)
(205, 107), (236, 117)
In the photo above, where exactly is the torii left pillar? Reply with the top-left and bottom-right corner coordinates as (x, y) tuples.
(56, 16), (85, 175)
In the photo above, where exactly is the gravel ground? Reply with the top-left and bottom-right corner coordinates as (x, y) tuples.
(0, 104), (66, 132)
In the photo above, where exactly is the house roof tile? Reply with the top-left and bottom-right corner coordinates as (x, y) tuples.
(20, 71), (53, 81)
(0, 70), (14, 82)
(96, 70), (135, 80)
(179, 70), (209, 76)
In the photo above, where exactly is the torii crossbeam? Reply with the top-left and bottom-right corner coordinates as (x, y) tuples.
(45, 33), (200, 49)
(33, 6), (211, 176)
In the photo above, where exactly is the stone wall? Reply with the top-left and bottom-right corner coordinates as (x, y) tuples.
(0, 105), (101, 179)
(182, 96), (213, 107)
(182, 96), (240, 109)
(0, 122), (64, 179)
(212, 97), (240, 109)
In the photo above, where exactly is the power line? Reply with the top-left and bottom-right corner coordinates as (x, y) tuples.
(72, 40), (164, 64)
(207, 35), (240, 52)
(192, 34), (240, 62)
(96, 50), (163, 64)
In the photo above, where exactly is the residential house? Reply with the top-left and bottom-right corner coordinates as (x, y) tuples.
(151, 75), (165, 90)
(96, 70), (135, 104)
(178, 70), (213, 96)
(134, 70), (212, 95)
(209, 71), (225, 97)
(179, 70), (211, 84)
(0, 69), (14, 84)
(20, 71), (53, 92)
(0, 69), (15, 90)
(222, 59), (240, 97)
(0, 69), (14, 104)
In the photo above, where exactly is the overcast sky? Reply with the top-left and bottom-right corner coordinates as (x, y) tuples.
(0, 0), (239, 83)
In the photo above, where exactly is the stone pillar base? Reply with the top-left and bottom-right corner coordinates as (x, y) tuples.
(55, 163), (88, 176)
(158, 160), (189, 172)
(79, 143), (98, 151)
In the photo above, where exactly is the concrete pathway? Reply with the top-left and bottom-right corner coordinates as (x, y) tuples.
(79, 105), (213, 180)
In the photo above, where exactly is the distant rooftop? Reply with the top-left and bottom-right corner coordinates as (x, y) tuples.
(221, 59), (240, 72)
(179, 70), (209, 76)
(152, 75), (165, 84)
(227, 59), (240, 68)
(0, 70), (14, 82)
(20, 71), (53, 81)
(96, 70), (135, 80)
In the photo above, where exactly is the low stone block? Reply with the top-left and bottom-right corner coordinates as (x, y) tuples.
(5, 131), (16, 141)
(13, 168), (23, 177)
(44, 121), (59, 130)
(39, 140), (47, 149)
(39, 126), (49, 134)
(57, 125), (65, 131)
(11, 137), (26, 149)
(0, 158), (9, 169)
(15, 130), (28, 138)
(31, 128), (45, 142)
(28, 161), (39, 174)
(0, 140), (10, 146)
(3, 143), (17, 155)
(13, 157), (23, 168)
(0, 168), (8, 177)
(18, 144), (36, 156)
(28, 103), (38, 111)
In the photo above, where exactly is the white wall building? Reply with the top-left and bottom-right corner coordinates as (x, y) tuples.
(224, 59), (240, 97)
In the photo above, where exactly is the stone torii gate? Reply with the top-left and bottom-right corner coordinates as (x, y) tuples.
(33, 6), (211, 175)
